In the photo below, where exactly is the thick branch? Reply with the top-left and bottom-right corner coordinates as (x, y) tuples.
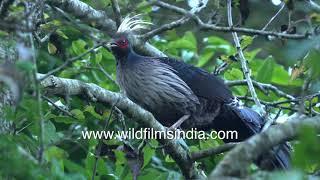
(209, 115), (320, 178)
(46, 0), (165, 57)
(37, 73), (205, 179)
(46, 0), (116, 35)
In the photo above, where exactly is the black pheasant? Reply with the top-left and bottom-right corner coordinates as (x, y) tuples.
(107, 15), (291, 170)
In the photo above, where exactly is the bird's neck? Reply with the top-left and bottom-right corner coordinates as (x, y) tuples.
(115, 48), (143, 68)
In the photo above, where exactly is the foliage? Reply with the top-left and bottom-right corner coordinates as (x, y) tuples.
(0, 0), (320, 179)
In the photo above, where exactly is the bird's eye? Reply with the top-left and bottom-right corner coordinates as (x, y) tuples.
(121, 40), (126, 44)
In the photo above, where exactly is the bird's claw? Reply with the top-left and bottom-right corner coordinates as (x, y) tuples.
(168, 114), (190, 131)
(84, 88), (97, 102)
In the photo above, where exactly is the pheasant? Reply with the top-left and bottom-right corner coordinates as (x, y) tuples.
(107, 15), (290, 170)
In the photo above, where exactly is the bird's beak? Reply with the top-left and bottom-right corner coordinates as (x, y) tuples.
(105, 41), (118, 51)
(106, 41), (118, 48)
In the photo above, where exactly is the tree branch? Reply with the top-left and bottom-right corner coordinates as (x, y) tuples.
(110, 0), (122, 27)
(46, 0), (166, 57)
(140, 16), (190, 40)
(37, 73), (205, 179)
(42, 95), (76, 119)
(209, 115), (320, 178)
(46, 0), (116, 35)
(153, 1), (308, 39)
(39, 40), (107, 81)
(0, 0), (15, 18)
(226, 0), (264, 114)
(225, 80), (295, 100)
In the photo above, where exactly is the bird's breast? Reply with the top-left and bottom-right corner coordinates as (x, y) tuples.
(116, 59), (199, 122)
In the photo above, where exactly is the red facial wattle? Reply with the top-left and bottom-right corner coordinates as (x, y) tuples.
(116, 38), (128, 49)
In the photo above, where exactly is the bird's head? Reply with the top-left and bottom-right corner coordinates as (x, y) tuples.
(108, 33), (131, 58)
(107, 14), (151, 59)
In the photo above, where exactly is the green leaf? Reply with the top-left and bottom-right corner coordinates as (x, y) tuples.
(43, 120), (60, 145)
(240, 35), (253, 49)
(184, 31), (197, 48)
(114, 150), (127, 177)
(48, 42), (57, 54)
(167, 31), (197, 52)
(206, 36), (229, 45)
(0, 30), (9, 36)
(271, 64), (303, 87)
(142, 145), (155, 169)
(84, 106), (103, 120)
(164, 155), (175, 163)
(224, 68), (244, 80)
(64, 159), (86, 173)
(204, 36), (233, 54)
(95, 51), (102, 64)
(304, 49), (320, 79)
(139, 168), (169, 179)
(292, 125), (320, 172)
(70, 109), (85, 120)
(256, 56), (275, 83)
(47, 114), (78, 124)
(245, 48), (261, 62)
(45, 146), (68, 162)
(71, 39), (87, 55)
(16, 60), (34, 72)
(197, 48), (214, 67)
(56, 29), (69, 39)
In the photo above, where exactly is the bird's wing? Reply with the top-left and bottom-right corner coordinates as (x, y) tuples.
(154, 57), (234, 103)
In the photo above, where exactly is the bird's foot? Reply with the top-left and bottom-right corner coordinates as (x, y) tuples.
(83, 87), (97, 102)
(168, 114), (190, 131)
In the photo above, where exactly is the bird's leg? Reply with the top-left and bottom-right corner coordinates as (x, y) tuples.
(168, 114), (190, 130)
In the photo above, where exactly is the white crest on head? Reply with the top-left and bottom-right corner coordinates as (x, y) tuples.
(117, 14), (152, 33)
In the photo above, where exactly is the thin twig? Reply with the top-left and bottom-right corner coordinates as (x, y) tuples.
(97, 63), (118, 85)
(213, 62), (229, 75)
(225, 80), (295, 100)
(238, 96), (299, 112)
(237, 92), (320, 115)
(114, 106), (127, 131)
(16, 122), (34, 135)
(308, 0), (320, 12)
(92, 103), (117, 180)
(233, 3), (285, 64)
(226, 0), (264, 114)
(140, 17), (190, 40)
(33, 28), (58, 43)
(256, 3), (285, 38)
(140, 0), (207, 40)
(42, 95), (77, 119)
(153, 1), (308, 39)
(39, 41), (106, 81)
(29, 33), (45, 164)
(111, 0), (122, 27)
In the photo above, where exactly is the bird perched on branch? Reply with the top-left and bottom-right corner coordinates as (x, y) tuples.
(107, 15), (290, 170)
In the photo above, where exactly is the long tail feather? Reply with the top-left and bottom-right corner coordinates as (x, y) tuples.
(212, 104), (291, 170)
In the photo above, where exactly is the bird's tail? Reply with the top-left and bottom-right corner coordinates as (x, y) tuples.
(257, 142), (291, 170)
(212, 104), (291, 170)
